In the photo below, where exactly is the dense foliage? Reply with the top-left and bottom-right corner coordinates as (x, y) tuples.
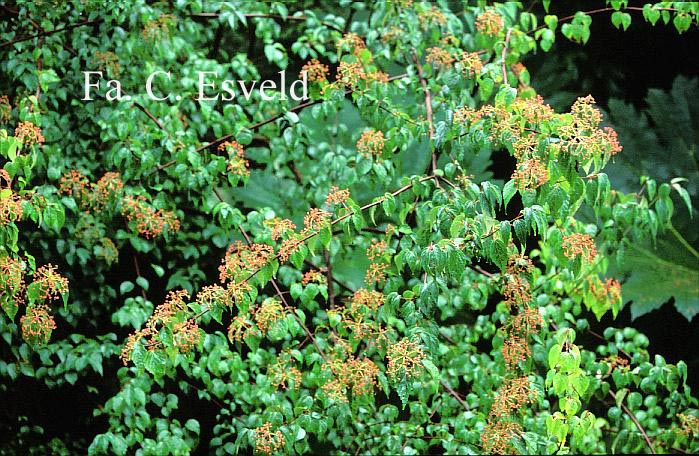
(1, 1), (698, 454)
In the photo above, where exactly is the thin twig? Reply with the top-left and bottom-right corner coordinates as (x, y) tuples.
(501, 28), (512, 86)
(0, 19), (100, 49)
(411, 50), (439, 185)
(440, 379), (470, 411)
(608, 390), (656, 454)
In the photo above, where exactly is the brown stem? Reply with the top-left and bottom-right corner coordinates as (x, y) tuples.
(608, 390), (656, 454)
(440, 379), (470, 411)
(501, 28), (512, 86)
(411, 50), (439, 186)
(0, 19), (100, 49)
(324, 249), (335, 308)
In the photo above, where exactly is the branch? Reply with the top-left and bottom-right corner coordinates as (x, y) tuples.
(440, 379), (470, 411)
(191, 12), (344, 33)
(152, 73), (408, 174)
(501, 28), (512, 86)
(608, 390), (656, 454)
(0, 19), (99, 49)
(411, 50), (439, 186)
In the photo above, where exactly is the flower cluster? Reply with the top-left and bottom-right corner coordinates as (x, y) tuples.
(218, 141), (250, 178)
(93, 51), (121, 77)
(264, 217), (296, 241)
(227, 315), (254, 342)
(425, 47), (454, 69)
(337, 33), (366, 57)
(562, 232), (597, 263)
(219, 241), (274, 282)
(351, 289), (384, 312)
(302, 208), (331, 232)
(512, 157), (549, 190)
(267, 352), (303, 391)
(386, 339), (426, 381)
(0, 95), (11, 123)
(121, 195), (180, 239)
(32, 264), (69, 302)
(326, 349), (380, 397)
(557, 96), (623, 160)
(301, 269), (325, 286)
(325, 186), (350, 206)
(14, 121), (45, 147)
(142, 14), (176, 41)
(255, 298), (286, 334)
(418, 6), (447, 28)
(483, 377), (535, 453)
(254, 422), (285, 455)
(336, 61), (365, 89)
(20, 304), (56, 345)
(476, 10), (504, 36)
(356, 129), (385, 158)
(59, 170), (91, 205)
(457, 51), (483, 78)
(300, 59), (329, 83)
(365, 239), (390, 285)
(502, 335), (530, 370)
(0, 191), (23, 226)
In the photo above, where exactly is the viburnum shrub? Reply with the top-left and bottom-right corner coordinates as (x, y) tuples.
(1, 1), (698, 454)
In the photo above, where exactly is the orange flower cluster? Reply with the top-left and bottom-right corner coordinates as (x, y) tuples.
(0, 95), (11, 123)
(426, 47), (454, 69)
(453, 106), (481, 125)
(14, 121), (44, 147)
(678, 413), (699, 438)
(21, 304), (56, 345)
(557, 96), (623, 159)
(195, 284), (227, 308)
(303, 208), (331, 232)
(336, 61), (365, 89)
(301, 269), (325, 286)
(351, 289), (384, 312)
(121, 290), (198, 364)
(264, 217), (296, 241)
(418, 6), (447, 28)
(121, 195), (180, 239)
(33, 264), (69, 302)
(356, 129), (385, 158)
(386, 339), (426, 381)
(482, 376), (535, 452)
(59, 170), (124, 212)
(219, 241), (274, 282)
(300, 59), (329, 83)
(172, 320), (201, 353)
(512, 157), (549, 190)
(218, 141), (250, 178)
(476, 10), (504, 36)
(59, 170), (91, 205)
(327, 353), (380, 397)
(227, 315), (254, 342)
(457, 51), (483, 78)
(337, 33), (366, 57)
(502, 335), (530, 370)
(0, 191), (23, 226)
(562, 232), (597, 263)
(254, 422), (285, 455)
(142, 14), (176, 40)
(0, 256), (24, 295)
(255, 298), (286, 334)
(321, 378), (348, 402)
(365, 239), (390, 285)
(93, 51), (121, 77)
(481, 420), (522, 454)
(588, 276), (622, 307)
(268, 352), (303, 391)
(325, 186), (350, 206)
